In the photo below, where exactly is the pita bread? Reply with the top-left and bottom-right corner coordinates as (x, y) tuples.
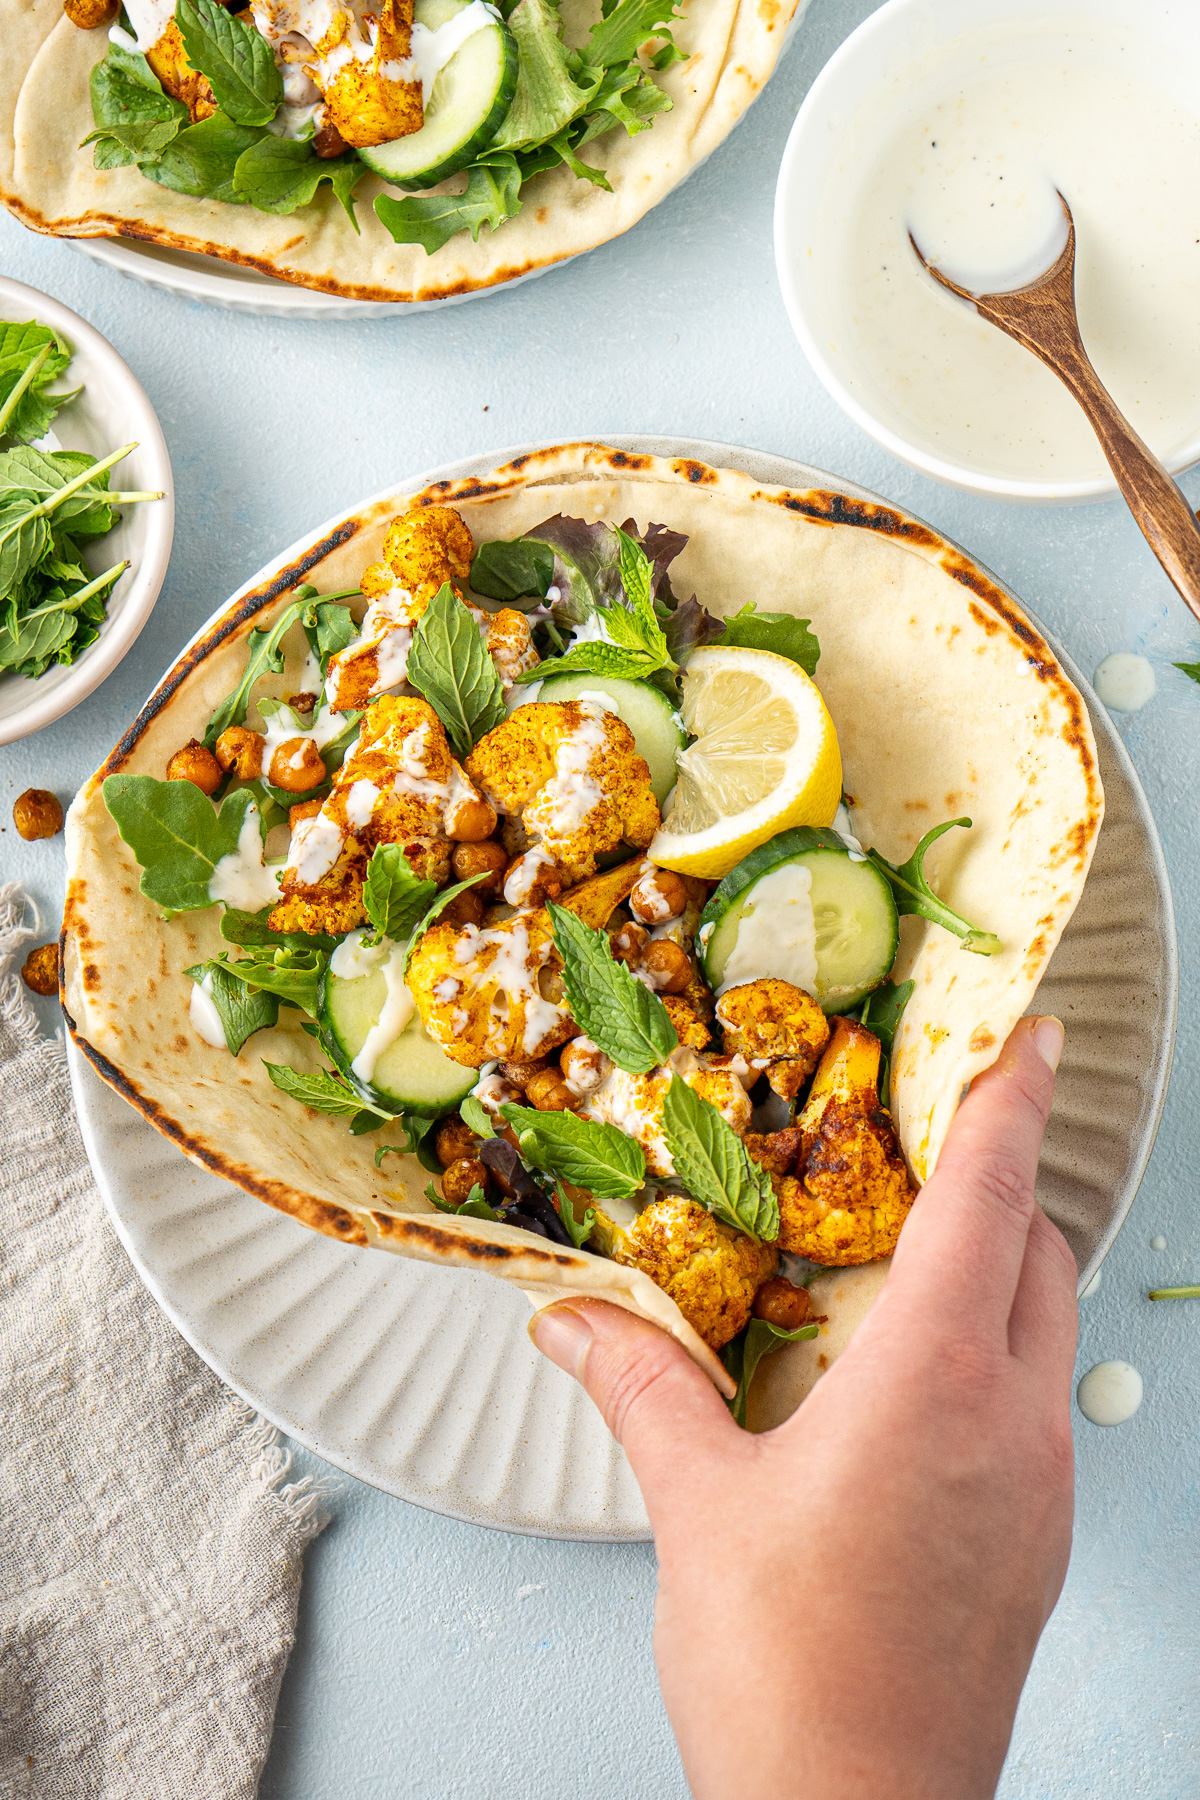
(1, 0), (805, 302)
(61, 442), (1103, 1396)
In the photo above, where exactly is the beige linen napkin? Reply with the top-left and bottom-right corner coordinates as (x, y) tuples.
(0, 884), (329, 1799)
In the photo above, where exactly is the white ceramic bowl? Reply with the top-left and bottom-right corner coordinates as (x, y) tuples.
(0, 276), (173, 744)
(773, 0), (1200, 504)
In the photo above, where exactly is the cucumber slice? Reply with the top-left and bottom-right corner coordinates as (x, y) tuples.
(356, 0), (518, 190)
(699, 827), (899, 1013)
(321, 959), (474, 1116)
(534, 673), (685, 804)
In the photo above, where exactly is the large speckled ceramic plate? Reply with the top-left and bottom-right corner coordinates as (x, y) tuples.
(68, 437), (1176, 1540)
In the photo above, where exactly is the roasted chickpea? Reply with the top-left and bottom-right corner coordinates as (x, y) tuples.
(537, 965), (566, 1004)
(63, 0), (118, 27)
(445, 794), (498, 842)
(641, 938), (692, 994)
(753, 1276), (812, 1331)
(165, 740), (222, 795)
(288, 797), (323, 830)
(500, 1056), (549, 1089)
(610, 921), (650, 966)
(474, 1072), (522, 1115)
(21, 943), (58, 996)
(267, 736), (326, 793)
(630, 868), (688, 925)
(441, 1157), (490, 1206)
(214, 726), (264, 780)
(13, 789), (64, 840)
(438, 889), (485, 929)
(559, 1038), (612, 1097)
(451, 839), (508, 893)
(436, 1118), (481, 1168)
(482, 903), (516, 928)
(313, 121), (349, 158)
(525, 1069), (576, 1112)
(283, 691), (318, 715)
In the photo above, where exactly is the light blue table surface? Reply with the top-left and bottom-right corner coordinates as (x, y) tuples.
(5, 0), (1200, 1790)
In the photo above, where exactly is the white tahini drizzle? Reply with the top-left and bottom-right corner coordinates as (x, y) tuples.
(1077, 1361), (1143, 1427)
(408, 1), (498, 104)
(329, 927), (392, 979)
(188, 972), (227, 1049)
(207, 807), (283, 912)
(717, 862), (818, 996)
(118, 0), (174, 50)
(351, 941), (415, 1084)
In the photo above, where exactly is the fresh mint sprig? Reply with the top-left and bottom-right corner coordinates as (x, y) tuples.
(209, 945), (326, 1019)
(661, 1077), (779, 1242)
(405, 583), (507, 756)
(547, 902), (678, 1073)
(362, 845), (438, 946)
(175, 0), (282, 126)
(499, 1103), (646, 1200)
(867, 820), (1002, 956)
(264, 1061), (385, 1117)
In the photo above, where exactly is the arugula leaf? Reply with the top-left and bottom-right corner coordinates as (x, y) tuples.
(580, 0), (683, 67)
(720, 1318), (818, 1427)
(102, 775), (262, 913)
(547, 902), (678, 1073)
(176, 0), (283, 126)
(489, 0), (596, 150)
(202, 598), (307, 746)
(219, 906), (336, 954)
(459, 1093), (497, 1139)
(402, 871), (491, 974)
(375, 155), (522, 255)
(149, 112), (265, 205)
(469, 538), (555, 603)
(405, 583), (506, 756)
(867, 820), (1002, 956)
(859, 977), (914, 1056)
(212, 945), (326, 1018)
(499, 1103), (646, 1199)
(0, 323), (76, 445)
(303, 598), (359, 672)
(264, 1061), (368, 1116)
(375, 1112), (440, 1165)
(555, 1182), (597, 1249)
(185, 960), (279, 1054)
(233, 136), (364, 226)
(661, 1077), (779, 1242)
(424, 1180), (505, 1221)
(1174, 659), (1200, 685)
(712, 604), (820, 675)
(362, 845), (438, 945)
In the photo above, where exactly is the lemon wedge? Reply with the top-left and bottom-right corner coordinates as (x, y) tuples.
(649, 646), (842, 877)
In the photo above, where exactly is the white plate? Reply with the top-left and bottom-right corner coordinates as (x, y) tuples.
(68, 438), (1176, 1539)
(0, 275), (174, 745)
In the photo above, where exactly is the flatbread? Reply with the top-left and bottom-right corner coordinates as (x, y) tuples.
(1, 0), (803, 302)
(61, 442), (1103, 1397)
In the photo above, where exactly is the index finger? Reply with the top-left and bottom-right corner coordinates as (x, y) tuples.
(883, 1016), (1063, 1345)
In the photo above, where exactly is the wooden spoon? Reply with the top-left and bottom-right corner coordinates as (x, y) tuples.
(910, 194), (1200, 626)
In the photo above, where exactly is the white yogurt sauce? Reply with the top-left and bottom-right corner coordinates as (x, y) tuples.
(1077, 1360), (1143, 1427)
(1093, 653), (1156, 713)
(188, 972), (227, 1049)
(819, 18), (1200, 483)
(329, 926), (391, 979)
(409, 1), (497, 104)
(1151, 1234), (1168, 1252)
(119, 0), (174, 50)
(207, 807), (283, 912)
(350, 941), (415, 1084)
(717, 863), (818, 997)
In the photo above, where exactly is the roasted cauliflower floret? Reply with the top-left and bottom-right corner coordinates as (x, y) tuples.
(312, 0), (422, 147)
(717, 978), (831, 1101)
(471, 604), (540, 687)
(580, 1050), (752, 1178)
(466, 701), (660, 905)
(145, 18), (217, 120)
(271, 697), (476, 927)
(593, 1194), (778, 1351)
(662, 994), (712, 1049)
(371, 504), (475, 607)
(408, 860), (642, 1068)
(750, 1018), (915, 1265)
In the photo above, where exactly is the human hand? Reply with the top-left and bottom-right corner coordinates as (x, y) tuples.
(529, 1016), (1077, 1800)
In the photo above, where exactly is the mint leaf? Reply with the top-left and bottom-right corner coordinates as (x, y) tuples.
(1174, 659), (1200, 685)
(661, 1077), (778, 1242)
(403, 871), (491, 975)
(469, 538), (554, 603)
(264, 1061), (367, 1116)
(405, 582), (506, 756)
(867, 820), (1002, 956)
(490, 0), (595, 150)
(0, 606), (76, 676)
(375, 155), (522, 254)
(500, 1103), (646, 1199)
(547, 902), (678, 1073)
(859, 977), (914, 1056)
(459, 1093), (496, 1139)
(555, 1182), (597, 1249)
(149, 112), (264, 204)
(362, 844), (438, 944)
(514, 639), (661, 684)
(185, 960), (278, 1054)
(202, 598), (306, 745)
(175, 0), (282, 125)
(580, 0), (683, 68)
(720, 1318), (818, 1427)
(424, 1180), (504, 1221)
(712, 604), (820, 675)
(233, 136), (363, 226)
(0, 322), (76, 445)
(102, 775), (262, 913)
(212, 945), (325, 1019)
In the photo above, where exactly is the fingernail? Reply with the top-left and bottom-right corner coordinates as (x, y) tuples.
(529, 1304), (594, 1379)
(1032, 1015), (1064, 1073)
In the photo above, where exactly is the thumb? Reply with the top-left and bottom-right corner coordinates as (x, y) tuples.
(529, 1299), (740, 1509)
